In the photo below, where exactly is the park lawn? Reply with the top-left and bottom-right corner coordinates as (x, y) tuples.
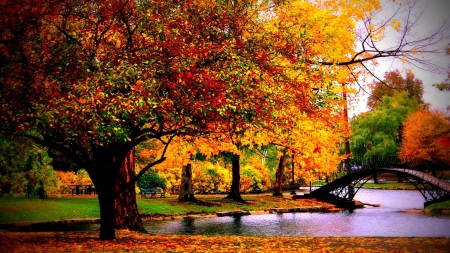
(427, 200), (450, 210)
(0, 193), (332, 224)
(0, 196), (100, 223)
(1, 231), (450, 253)
(138, 193), (331, 218)
(360, 182), (417, 189)
(1, 192), (449, 224)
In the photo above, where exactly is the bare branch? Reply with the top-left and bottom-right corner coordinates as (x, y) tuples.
(316, 0), (450, 75)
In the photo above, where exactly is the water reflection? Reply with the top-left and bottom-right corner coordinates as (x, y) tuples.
(144, 189), (450, 237)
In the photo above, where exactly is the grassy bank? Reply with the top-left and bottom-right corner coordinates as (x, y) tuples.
(362, 182), (421, 189)
(0, 197), (100, 223)
(0, 193), (332, 224)
(426, 200), (450, 210)
(1, 191), (449, 224)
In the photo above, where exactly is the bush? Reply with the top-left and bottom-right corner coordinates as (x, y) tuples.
(193, 161), (231, 194)
(137, 171), (166, 191)
(0, 135), (58, 198)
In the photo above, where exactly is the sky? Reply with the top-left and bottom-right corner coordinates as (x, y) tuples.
(348, 0), (450, 117)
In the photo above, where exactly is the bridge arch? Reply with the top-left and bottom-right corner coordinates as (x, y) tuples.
(306, 168), (450, 207)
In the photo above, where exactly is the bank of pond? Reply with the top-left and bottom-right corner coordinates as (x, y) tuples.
(1, 187), (450, 237)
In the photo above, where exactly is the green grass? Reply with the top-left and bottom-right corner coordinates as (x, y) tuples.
(0, 193), (322, 223)
(137, 194), (304, 217)
(360, 182), (417, 190)
(311, 181), (327, 186)
(426, 200), (450, 210)
(1, 191), (448, 224)
(0, 197), (100, 223)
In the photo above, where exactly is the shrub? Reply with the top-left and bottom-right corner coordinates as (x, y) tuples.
(137, 171), (166, 191)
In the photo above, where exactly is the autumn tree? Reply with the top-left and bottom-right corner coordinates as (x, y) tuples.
(0, 0), (294, 239)
(399, 108), (450, 168)
(268, 109), (345, 197)
(0, 134), (58, 198)
(367, 69), (425, 110)
(350, 92), (420, 158)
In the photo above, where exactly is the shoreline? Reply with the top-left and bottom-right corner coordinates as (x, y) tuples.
(0, 204), (344, 231)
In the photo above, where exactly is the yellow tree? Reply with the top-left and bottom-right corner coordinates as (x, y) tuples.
(260, 102), (345, 196)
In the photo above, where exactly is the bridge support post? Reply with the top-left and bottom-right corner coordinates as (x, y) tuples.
(348, 185), (354, 200)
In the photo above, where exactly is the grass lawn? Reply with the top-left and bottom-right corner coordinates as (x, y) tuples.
(0, 196), (100, 223)
(0, 193), (331, 224)
(426, 200), (450, 210)
(360, 182), (417, 189)
(1, 190), (449, 224)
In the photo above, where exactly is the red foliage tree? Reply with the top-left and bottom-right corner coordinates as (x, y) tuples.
(0, 0), (300, 239)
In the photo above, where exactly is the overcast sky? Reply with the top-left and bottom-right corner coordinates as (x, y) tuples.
(348, 0), (450, 117)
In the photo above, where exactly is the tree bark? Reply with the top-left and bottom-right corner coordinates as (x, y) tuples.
(225, 153), (243, 201)
(114, 148), (143, 231)
(88, 148), (126, 240)
(178, 163), (196, 201)
(273, 152), (286, 197)
(97, 179), (116, 240)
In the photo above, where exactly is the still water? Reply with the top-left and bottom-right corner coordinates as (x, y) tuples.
(144, 189), (450, 237)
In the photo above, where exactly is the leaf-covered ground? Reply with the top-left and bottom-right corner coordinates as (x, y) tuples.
(1, 231), (449, 253)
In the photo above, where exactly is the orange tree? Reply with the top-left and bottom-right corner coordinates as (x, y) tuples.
(399, 108), (450, 169)
(367, 69), (425, 110)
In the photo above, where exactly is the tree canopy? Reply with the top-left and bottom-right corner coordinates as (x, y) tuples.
(350, 92), (420, 158)
(367, 69), (425, 110)
(399, 108), (450, 167)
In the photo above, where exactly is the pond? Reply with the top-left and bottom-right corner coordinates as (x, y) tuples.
(144, 189), (450, 237)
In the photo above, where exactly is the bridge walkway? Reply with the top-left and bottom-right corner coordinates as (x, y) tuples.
(302, 167), (450, 207)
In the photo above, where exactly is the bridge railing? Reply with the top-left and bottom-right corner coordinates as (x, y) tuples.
(339, 155), (404, 174)
(336, 155), (450, 180)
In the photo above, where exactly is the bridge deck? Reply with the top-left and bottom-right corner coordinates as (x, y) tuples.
(308, 167), (450, 205)
(390, 168), (450, 192)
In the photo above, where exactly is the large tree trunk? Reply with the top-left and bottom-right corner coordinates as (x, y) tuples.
(97, 177), (117, 240)
(273, 152), (286, 197)
(225, 153), (243, 201)
(114, 148), (143, 231)
(178, 163), (196, 201)
(89, 148), (127, 240)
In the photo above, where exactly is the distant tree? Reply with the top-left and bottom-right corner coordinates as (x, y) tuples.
(56, 169), (92, 194)
(0, 134), (58, 198)
(399, 109), (450, 167)
(350, 92), (420, 159)
(367, 69), (425, 110)
(137, 171), (166, 191)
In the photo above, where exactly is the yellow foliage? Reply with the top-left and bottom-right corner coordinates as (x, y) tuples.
(390, 18), (402, 32)
(192, 161), (231, 194)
